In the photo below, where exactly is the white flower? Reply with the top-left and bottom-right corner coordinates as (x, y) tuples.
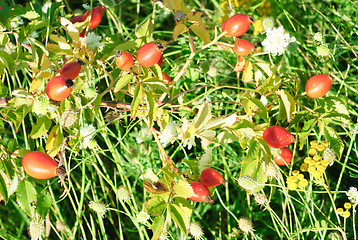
(347, 187), (358, 207)
(158, 122), (178, 147)
(29, 219), (44, 240)
(136, 210), (150, 224)
(117, 186), (131, 202)
(261, 26), (296, 56)
(313, 32), (324, 43)
(80, 124), (96, 149)
(42, 1), (51, 14)
(80, 32), (104, 50)
(198, 148), (212, 172)
(189, 222), (204, 240)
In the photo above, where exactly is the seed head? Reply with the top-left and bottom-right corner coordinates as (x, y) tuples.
(88, 201), (108, 218)
(32, 95), (50, 115)
(117, 186), (131, 202)
(61, 109), (78, 128)
(238, 217), (254, 233)
(189, 222), (204, 240)
(136, 210), (150, 224)
(29, 219), (44, 240)
(237, 176), (258, 193)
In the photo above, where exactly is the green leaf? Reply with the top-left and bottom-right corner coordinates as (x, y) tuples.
(276, 90), (295, 123)
(143, 78), (169, 94)
(169, 203), (189, 235)
(193, 102), (212, 131)
(16, 180), (37, 216)
(59, 17), (79, 42)
(114, 74), (133, 93)
(324, 127), (344, 159)
(0, 172), (8, 204)
(36, 187), (53, 218)
(189, 24), (210, 44)
(136, 18), (154, 41)
(205, 114), (237, 130)
(45, 125), (63, 157)
(30, 116), (52, 139)
(173, 179), (194, 198)
(299, 119), (316, 150)
(149, 215), (166, 240)
(0, 2), (11, 25)
(247, 97), (268, 122)
(240, 139), (260, 177)
(131, 84), (144, 119)
(173, 197), (192, 218)
(20, 10), (40, 20)
(146, 90), (158, 130)
(0, 77), (8, 97)
(145, 196), (167, 216)
(173, 21), (187, 41)
(0, 50), (15, 74)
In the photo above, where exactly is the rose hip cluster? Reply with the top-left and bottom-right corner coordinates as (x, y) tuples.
(46, 6), (105, 102)
(188, 168), (226, 204)
(115, 42), (171, 84)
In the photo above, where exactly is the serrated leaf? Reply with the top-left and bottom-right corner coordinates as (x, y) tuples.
(114, 74), (133, 93)
(36, 187), (52, 218)
(0, 77), (8, 97)
(256, 62), (273, 77)
(324, 127), (344, 159)
(130, 84), (144, 119)
(190, 24), (210, 44)
(163, 0), (189, 13)
(186, 12), (205, 25)
(276, 89), (295, 123)
(193, 102), (212, 131)
(136, 18), (154, 41)
(143, 78), (169, 94)
(46, 43), (72, 55)
(40, 54), (51, 71)
(0, 50), (15, 74)
(174, 197), (192, 219)
(59, 17), (79, 42)
(20, 10), (40, 20)
(205, 114), (237, 130)
(242, 60), (253, 83)
(149, 215), (166, 240)
(234, 56), (245, 73)
(0, 172), (8, 204)
(173, 22), (187, 41)
(145, 196), (167, 216)
(247, 97), (268, 121)
(45, 125), (63, 157)
(173, 179), (194, 198)
(38, 71), (53, 79)
(28, 62), (40, 73)
(169, 203), (189, 235)
(16, 180), (37, 216)
(240, 139), (260, 177)
(146, 90), (158, 129)
(30, 116), (52, 139)
(299, 118), (316, 150)
(217, 130), (240, 144)
(198, 130), (216, 149)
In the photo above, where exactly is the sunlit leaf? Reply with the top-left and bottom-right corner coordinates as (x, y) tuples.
(45, 125), (63, 157)
(234, 56), (245, 73)
(173, 21), (187, 41)
(169, 203), (189, 235)
(242, 60), (253, 83)
(16, 180), (37, 216)
(324, 126), (344, 159)
(173, 179), (194, 198)
(114, 74), (133, 93)
(30, 116), (52, 139)
(59, 17), (79, 42)
(149, 215), (166, 240)
(189, 24), (210, 44)
(145, 196), (167, 216)
(277, 89), (295, 123)
(193, 102), (212, 131)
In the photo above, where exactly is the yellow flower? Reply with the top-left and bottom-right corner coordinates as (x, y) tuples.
(316, 164), (326, 172)
(307, 166), (316, 174)
(321, 159), (330, 167)
(309, 159), (317, 166)
(316, 144), (326, 152)
(298, 179), (308, 188)
(322, 141), (329, 147)
(313, 155), (322, 161)
(300, 163), (308, 172)
(288, 183), (297, 191)
(313, 170), (322, 179)
(337, 208), (344, 215)
(292, 170), (300, 176)
(342, 210), (350, 218)
(304, 157), (312, 163)
(344, 202), (352, 210)
(297, 174), (304, 180)
(310, 140), (318, 146)
(253, 20), (263, 35)
(309, 148), (317, 156)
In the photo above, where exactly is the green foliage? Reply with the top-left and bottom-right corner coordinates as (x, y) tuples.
(0, 0), (357, 239)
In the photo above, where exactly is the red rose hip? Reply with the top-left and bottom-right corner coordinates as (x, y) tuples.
(188, 181), (214, 204)
(274, 147), (293, 166)
(305, 74), (332, 98)
(263, 126), (293, 148)
(200, 168), (226, 187)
